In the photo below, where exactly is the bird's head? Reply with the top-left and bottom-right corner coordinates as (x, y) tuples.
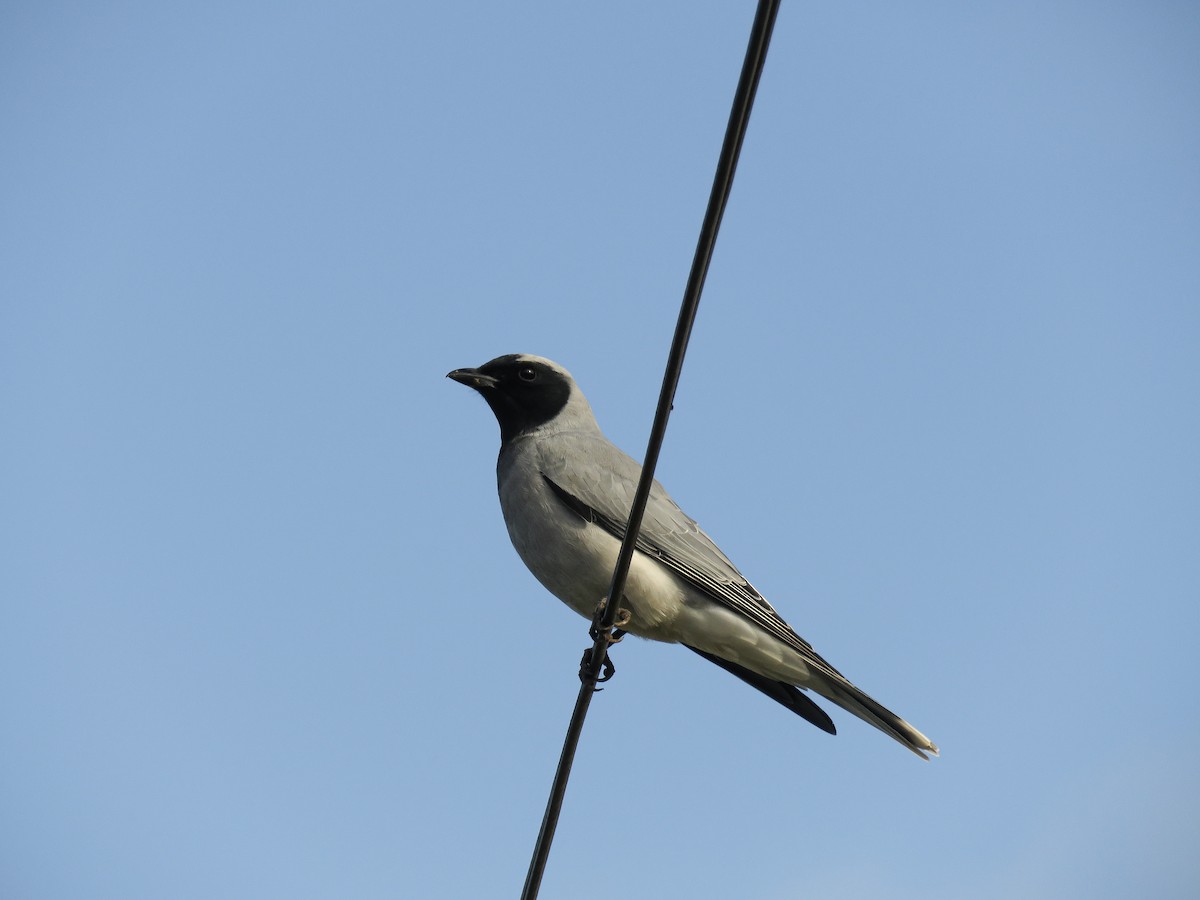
(447, 354), (595, 443)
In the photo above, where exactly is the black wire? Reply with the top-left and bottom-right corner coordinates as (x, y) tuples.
(520, 3), (782, 897)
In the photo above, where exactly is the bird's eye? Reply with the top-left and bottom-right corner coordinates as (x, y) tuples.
(518, 366), (538, 382)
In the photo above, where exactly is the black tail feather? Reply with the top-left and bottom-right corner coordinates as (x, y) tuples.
(684, 645), (836, 735)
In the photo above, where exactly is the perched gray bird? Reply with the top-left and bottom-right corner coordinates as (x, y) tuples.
(448, 353), (939, 759)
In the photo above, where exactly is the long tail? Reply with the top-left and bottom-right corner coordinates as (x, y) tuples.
(812, 676), (939, 760)
(684, 643), (938, 760)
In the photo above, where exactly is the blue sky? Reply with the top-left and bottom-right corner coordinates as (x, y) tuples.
(2, 2), (1198, 898)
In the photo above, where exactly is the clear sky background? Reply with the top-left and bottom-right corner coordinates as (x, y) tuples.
(3, 2), (1198, 898)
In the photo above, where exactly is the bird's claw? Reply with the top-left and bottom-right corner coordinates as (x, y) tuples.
(579, 648), (616, 687)
(589, 597), (632, 642)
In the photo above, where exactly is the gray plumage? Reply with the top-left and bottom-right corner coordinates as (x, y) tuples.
(449, 353), (938, 760)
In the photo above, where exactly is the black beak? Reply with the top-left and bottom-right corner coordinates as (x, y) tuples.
(446, 368), (499, 390)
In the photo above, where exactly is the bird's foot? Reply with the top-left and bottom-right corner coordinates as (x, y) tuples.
(579, 648), (616, 686)
(581, 598), (629, 688)
(589, 597), (632, 643)
(588, 597), (610, 640)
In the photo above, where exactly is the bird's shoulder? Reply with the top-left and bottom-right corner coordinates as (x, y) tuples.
(525, 429), (750, 586)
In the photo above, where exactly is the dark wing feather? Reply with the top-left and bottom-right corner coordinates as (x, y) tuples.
(683, 645), (836, 734)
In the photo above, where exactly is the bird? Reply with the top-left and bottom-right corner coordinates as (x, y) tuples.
(448, 353), (938, 759)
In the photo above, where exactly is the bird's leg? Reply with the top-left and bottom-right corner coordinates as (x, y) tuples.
(588, 597), (610, 641)
(588, 597), (632, 643)
(580, 598), (631, 688)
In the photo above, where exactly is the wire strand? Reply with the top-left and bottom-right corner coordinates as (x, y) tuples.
(520, 3), (782, 897)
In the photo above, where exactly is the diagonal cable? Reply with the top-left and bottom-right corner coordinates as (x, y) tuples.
(520, 3), (782, 897)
